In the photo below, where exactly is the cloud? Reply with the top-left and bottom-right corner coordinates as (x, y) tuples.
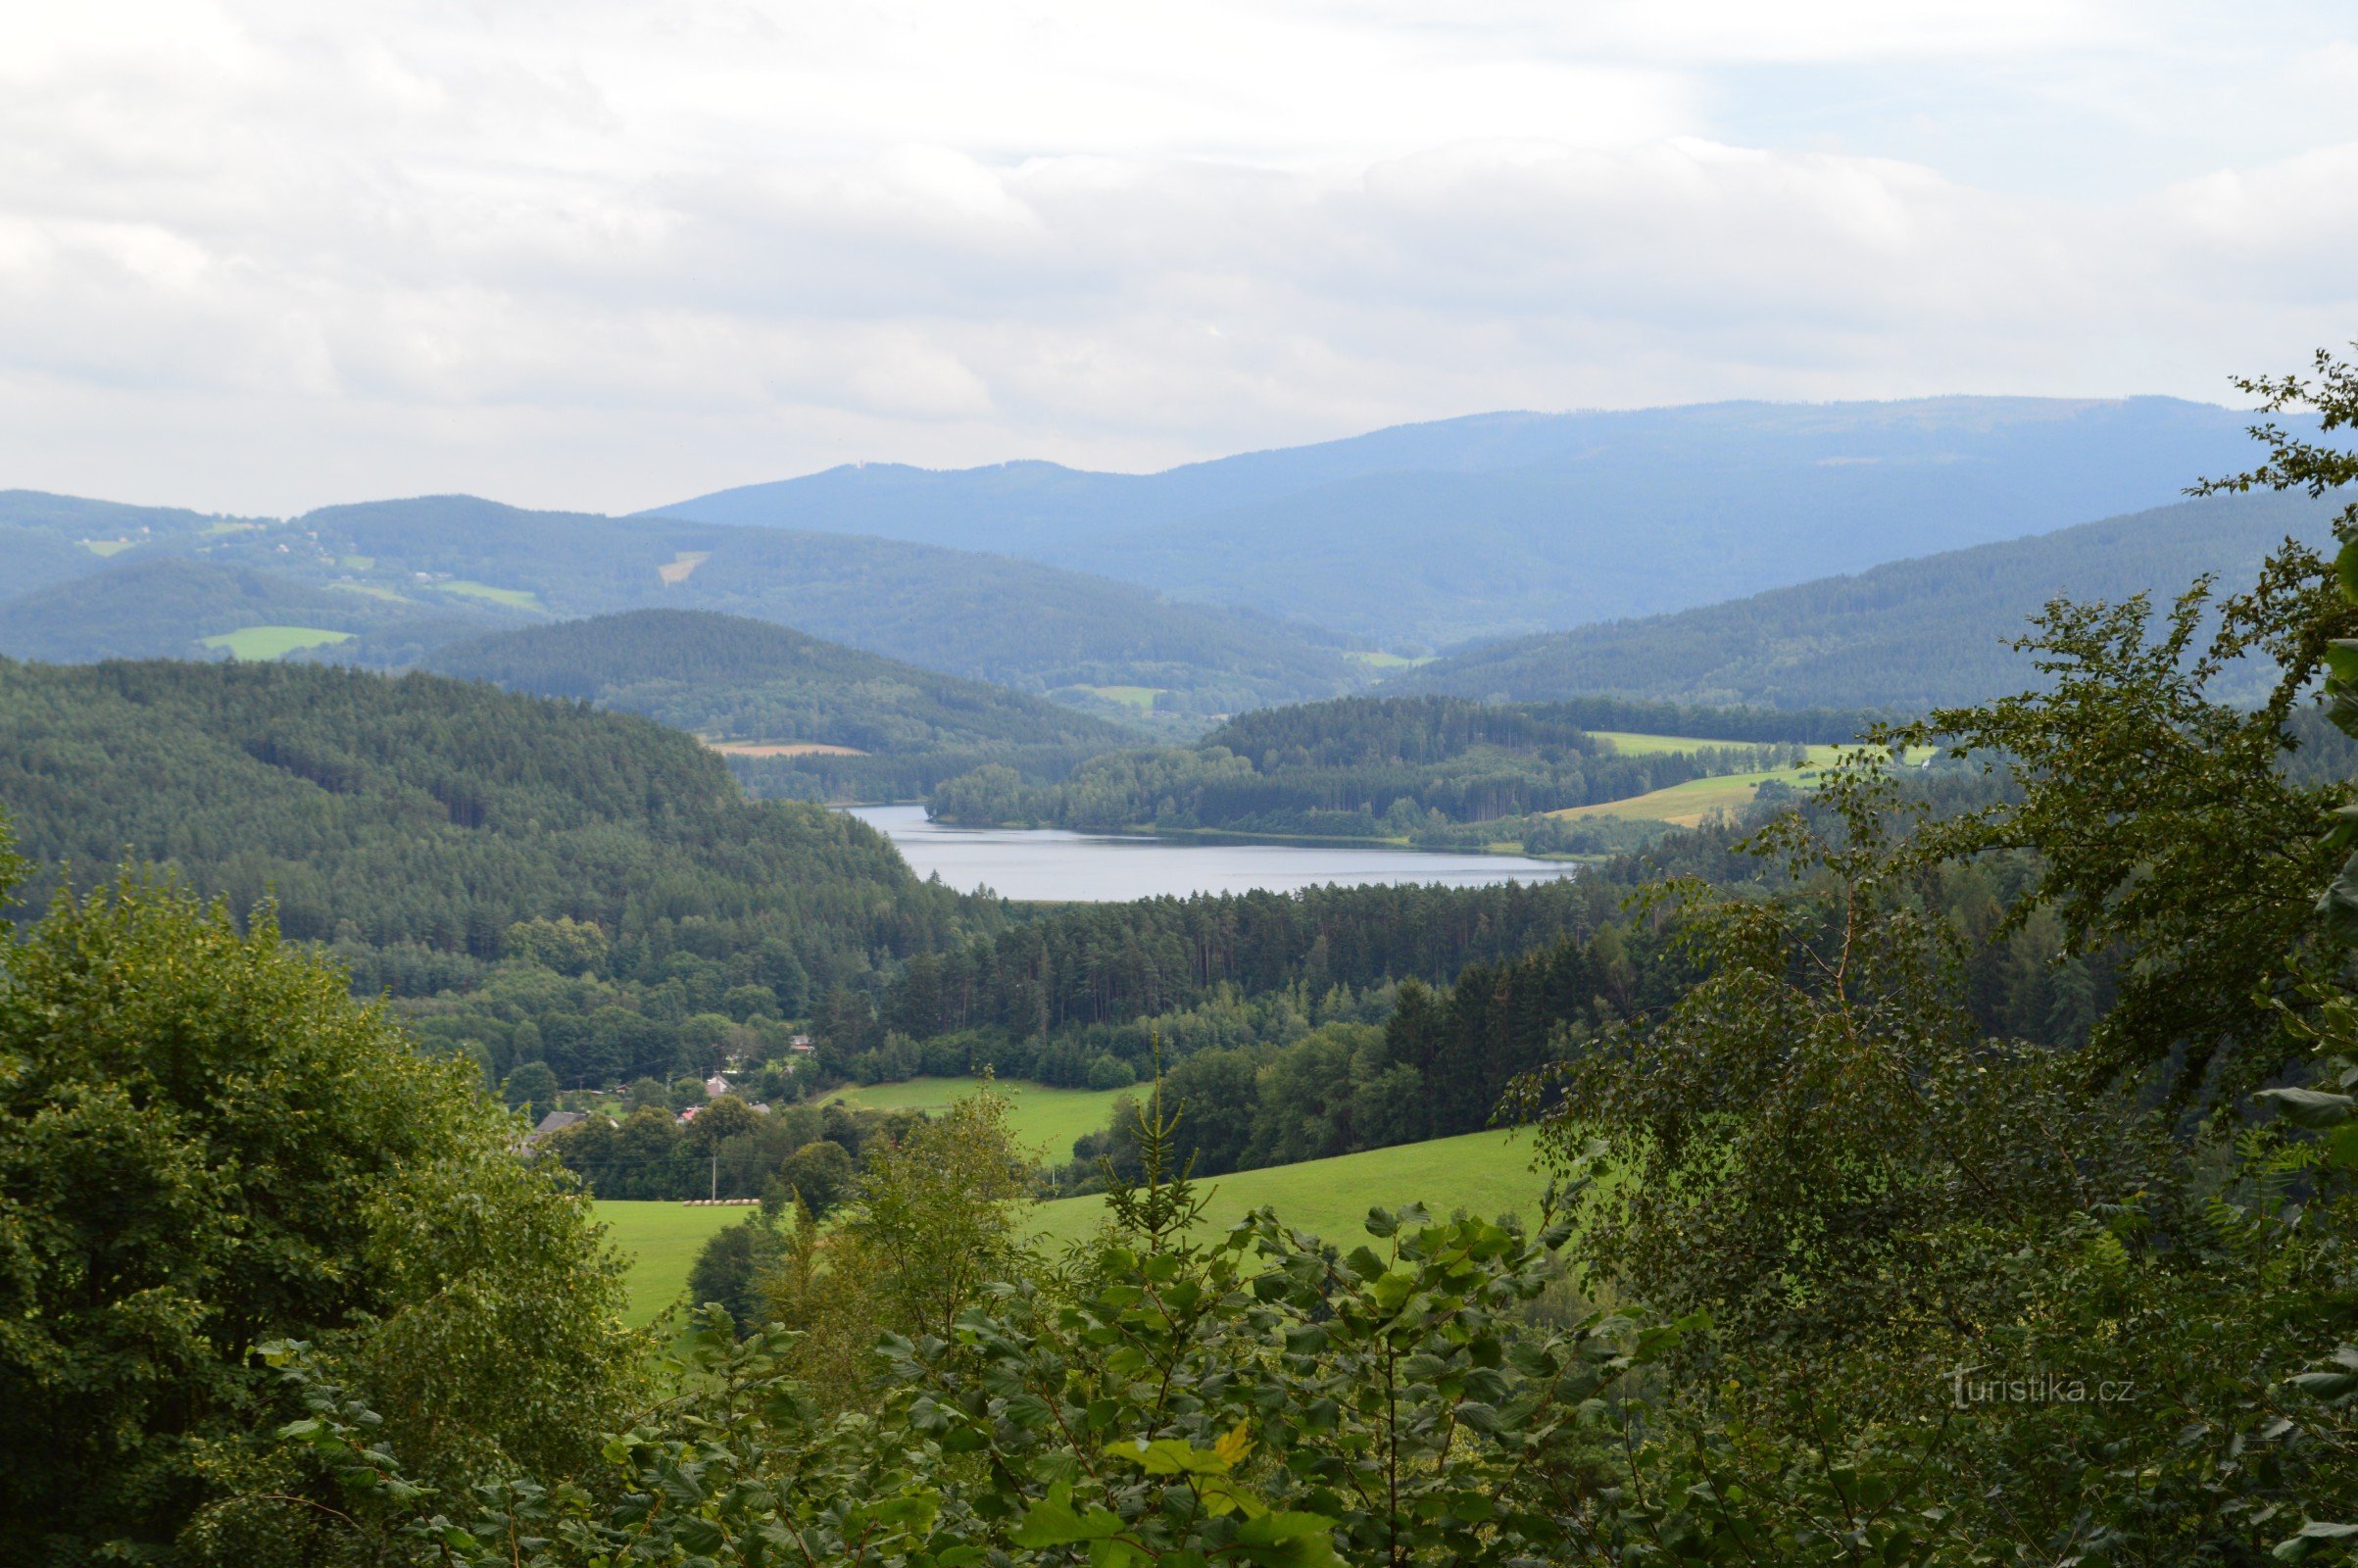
(0, 0), (2355, 513)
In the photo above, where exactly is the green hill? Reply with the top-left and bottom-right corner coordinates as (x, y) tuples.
(1402, 490), (2341, 710)
(0, 491), (1361, 712)
(426, 610), (1127, 753)
(0, 556), (508, 664)
(0, 658), (987, 1088)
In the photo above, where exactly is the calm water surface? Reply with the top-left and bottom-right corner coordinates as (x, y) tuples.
(847, 805), (1581, 902)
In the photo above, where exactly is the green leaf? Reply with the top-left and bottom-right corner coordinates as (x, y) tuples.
(2255, 1087), (2356, 1130)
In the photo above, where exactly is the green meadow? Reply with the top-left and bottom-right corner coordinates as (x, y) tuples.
(594, 1126), (1548, 1326)
(199, 625), (356, 661)
(821, 1076), (1127, 1163)
(436, 579), (546, 611)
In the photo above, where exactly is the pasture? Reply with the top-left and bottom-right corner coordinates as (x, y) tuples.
(821, 1076), (1127, 1163)
(199, 625), (357, 661)
(1079, 684), (1163, 710)
(435, 579), (545, 611)
(593, 1126), (1550, 1326)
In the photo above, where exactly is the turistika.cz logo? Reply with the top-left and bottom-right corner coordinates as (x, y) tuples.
(1950, 1368), (2137, 1408)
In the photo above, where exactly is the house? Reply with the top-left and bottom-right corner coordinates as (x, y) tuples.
(528, 1109), (588, 1144)
(790, 1034), (814, 1053)
(704, 1072), (731, 1099)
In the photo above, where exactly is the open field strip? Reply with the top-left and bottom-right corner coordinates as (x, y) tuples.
(1591, 730), (1842, 763)
(1079, 684), (1163, 709)
(1557, 743), (1937, 828)
(658, 550), (712, 585)
(820, 1076), (1126, 1162)
(594, 1126), (1548, 1326)
(1345, 651), (1435, 669)
(1030, 1128), (1546, 1249)
(434, 579), (545, 611)
(707, 740), (870, 758)
(200, 625), (357, 661)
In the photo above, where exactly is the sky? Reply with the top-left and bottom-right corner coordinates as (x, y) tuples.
(5, 0), (2357, 516)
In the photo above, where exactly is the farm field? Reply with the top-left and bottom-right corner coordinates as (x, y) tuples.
(822, 1076), (1126, 1162)
(595, 1200), (747, 1326)
(594, 1127), (1548, 1325)
(707, 740), (869, 758)
(199, 624), (356, 660)
(434, 579), (545, 611)
(1591, 730), (1840, 763)
(1558, 742), (1934, 827)
(1078, 684), (1162, 709)
(1345, 651), (1435, 669)
(1030, 1128), (1546, 1249)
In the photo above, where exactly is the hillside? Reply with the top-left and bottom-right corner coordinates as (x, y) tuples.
(1401, 489), (2342, 710)
(0, 658), (994, 1086)
(0, 555), (510, 663)
(425, 610), (1128, 752)
(651, 397), (2287, 648)
(0, 492), (1360, 712)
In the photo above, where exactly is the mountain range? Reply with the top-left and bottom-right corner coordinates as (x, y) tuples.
(649, 397), (2282, 649)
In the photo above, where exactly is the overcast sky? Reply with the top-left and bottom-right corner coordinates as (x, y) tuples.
(7, 0), (2357, 515)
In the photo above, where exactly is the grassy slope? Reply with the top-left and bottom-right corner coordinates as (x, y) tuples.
(821, 1077), (1128, 1163)
(199, 625), (356, 660)
(1558, 740), (1925, 827)
(1031, 1129), (1545, 1249)
(596, 1200), (749, 1326)
(595, 1126), (1547, 1325)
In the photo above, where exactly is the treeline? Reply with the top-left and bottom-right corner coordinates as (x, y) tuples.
(541, 1096), (903, 1205)
(929, 695), (1801, 835)
(1055, 832), (2105, 1184)
(809, 874), (1616, 1074)
(726, 741), (1111, 805)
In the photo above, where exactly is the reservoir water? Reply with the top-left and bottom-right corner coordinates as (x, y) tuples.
(847, 805), (1582, 902)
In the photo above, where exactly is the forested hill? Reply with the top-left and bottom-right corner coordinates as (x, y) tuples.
(929, 694), (1802, 844)
(652, 397), (2284, 649)
(0, 491), (1361, 713)
(425, 610), (1128, 752)
(0, 659), (994, 1085)
(1401, 489), (2341, 709)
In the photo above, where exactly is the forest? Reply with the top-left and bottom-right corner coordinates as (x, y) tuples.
(928, 694), (1805, 838)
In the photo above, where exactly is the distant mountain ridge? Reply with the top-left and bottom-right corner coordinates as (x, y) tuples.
(0, 493), (1358, 714)
(1397, 490), (2340, 710)
(648, 397), (2290, 648)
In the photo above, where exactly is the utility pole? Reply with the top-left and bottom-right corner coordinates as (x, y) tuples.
(711, 1151), (718, 1202)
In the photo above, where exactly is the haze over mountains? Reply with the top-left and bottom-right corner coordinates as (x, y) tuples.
(650, 397), (2277, 649)
(0, 395), (2326, 726)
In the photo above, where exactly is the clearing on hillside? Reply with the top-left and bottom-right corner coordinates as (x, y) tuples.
(821, 1076), (1128, 1162)
(706, 740), (870, 758)
(199, 625), (356, 661)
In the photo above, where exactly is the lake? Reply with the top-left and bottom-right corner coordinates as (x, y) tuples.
(846, 805), (1582, 902)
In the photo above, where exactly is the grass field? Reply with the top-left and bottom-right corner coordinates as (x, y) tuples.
(79, 537), (135, 556)
(200, 625), (357, 661)
(821, 1077), (1127, 1162)
(594, 1127), (1547, 1325)
(1031, 1129), (1546, 1249)
(1558, 742), (1933, 827)
(1592, 730), (1841, 763)
(658, 550), (712, 585)
(1345, 651), (1435, 670)
(595, 1201), (749, 1326)
(1078, 685), (1163, 710)
(707, 740), (869, 758)
(436, 579), (545, 611)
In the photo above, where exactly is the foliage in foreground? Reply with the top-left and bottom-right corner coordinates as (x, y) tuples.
(0, 845), (649, 1566)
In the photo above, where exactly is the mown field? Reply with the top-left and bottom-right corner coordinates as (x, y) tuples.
(593, 1127), (1549, 1326)
(198, 624), (356, 660)
(821, 1076), (1127, 1163)
(1560, 738), (1926, 827)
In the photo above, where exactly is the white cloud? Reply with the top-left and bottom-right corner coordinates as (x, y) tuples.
(0, 0), (2354, 514)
